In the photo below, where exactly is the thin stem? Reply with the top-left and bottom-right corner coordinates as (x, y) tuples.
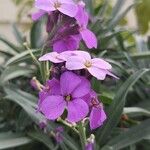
(78, 122), (87, 150)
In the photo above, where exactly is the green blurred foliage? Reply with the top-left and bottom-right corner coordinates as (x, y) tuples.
(135, 0), (150, 34)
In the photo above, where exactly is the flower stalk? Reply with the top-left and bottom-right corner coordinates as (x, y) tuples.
(78, 122), (87, 150)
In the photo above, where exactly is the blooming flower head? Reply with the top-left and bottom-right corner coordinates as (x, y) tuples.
(35, 0), (78, 17)
(39, 71), (90, 122)
(66, 51), (117, 80)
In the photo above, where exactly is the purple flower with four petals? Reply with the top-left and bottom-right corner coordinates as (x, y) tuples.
(39, 71), (90, 122)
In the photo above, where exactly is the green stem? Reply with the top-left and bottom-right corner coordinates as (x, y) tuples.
(78, 122), (86, 150)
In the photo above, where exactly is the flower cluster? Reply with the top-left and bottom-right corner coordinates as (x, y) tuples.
(32, 0), (117, 130)
(32, 0), (97, 52)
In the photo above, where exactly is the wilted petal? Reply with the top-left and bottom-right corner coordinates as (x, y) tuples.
(35, 0), (55, 11)
(92, 58), (112, 70)
(32, 10), (46, 21)
(72, 77), (91, 98)
(58, 3), (78, 17)
(60, 71), (81, 95)
(88, 67), (107, 80)
(90, 107), (106, 130)
(66, 56), (85, 70)
(40, 96), (66, 120)
(67, 98), (89, 122)
(53, 36), (79, 53)
(80, 29), (97, 49)
(39, 52), (65, 63)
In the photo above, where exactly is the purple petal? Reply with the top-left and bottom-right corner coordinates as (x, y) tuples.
(58, 3), (78, 17)
(73, 51), (91, 60)
(46, 78), (61, 95)
(60, 71), (81, 95)
(39, 52), (65, 63)
(72, 77), (91, 98)
(92, 58), (112, 70)
(67, 98), (89, 122)
(66, 56), (85, 70)
(106, 71), (119, 79)
(75, 5), (89, 27)
(90, 107), (107, 130)
(32, 10), (46, 21)
(88, 67), (107, 80)
(40, 96), (66, 120)
(80, 29), (97, 49)
(35, 0), (55, 11)
(53, 36), (80, 53)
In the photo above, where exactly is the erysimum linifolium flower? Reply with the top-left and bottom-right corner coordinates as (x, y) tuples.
(32, 0), (97, 51)
(30, 1), (119, 149)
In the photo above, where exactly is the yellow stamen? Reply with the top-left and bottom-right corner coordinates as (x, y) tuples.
(84, 61), (92, 68)
(54, 1), (61, 9)
(66, 95), (71, 101)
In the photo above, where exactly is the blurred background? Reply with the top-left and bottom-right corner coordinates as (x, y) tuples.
(0, 0), (150, 149)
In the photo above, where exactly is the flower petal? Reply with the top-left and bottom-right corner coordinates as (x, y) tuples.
(58, 3), (78, 17)
(60, 71), (81, 95)
(39, 52), (65, 63)
(40, 96), (66, 120)
(35, 0), (55, 11)
(75, 5), (89, 27)
(72, 77), (91, 98)
(106, 71), (119, 79)
(88, 67), (107, 80)
(92, 58), (112, 70)
(90, 107), (107, 130)
(53, 36), (79, 52)
(66, 56), (85, 70)
(80, 29), (97, 49)
(73, 51), (91, 60)
(67, 99), (89, 122)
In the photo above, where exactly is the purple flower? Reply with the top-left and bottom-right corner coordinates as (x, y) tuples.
(39, 71), (90, 122)
(83, 91), (107, 130)
(54, 127), (64, 143)
(39, 52), (66, 63)
(85, 142), (94, 150)
(75, 5), (97, 48)
(66, 51), (117, 80)
(35, 0), (78, 17)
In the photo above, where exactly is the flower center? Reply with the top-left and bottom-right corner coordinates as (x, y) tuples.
(84, 61), (92, 68)
(54, 1), (61, 9)
(65, 95), (72, 101)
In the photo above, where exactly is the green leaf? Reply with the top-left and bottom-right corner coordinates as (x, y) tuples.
(0, 132), (32, 150)
(5, 49), (40, 66)
(0, 35), (21, 52)
(107, 3), (136, 30)
(28, 130), (55, 150)
(4, 87), (44, 124)
(111, 0), (126, 18)
(0, 66), (33, 84)
(123, 107), (150, 117)
(101, 119), (150, 150)
(30, 21), (43, 48)
(12, 23), (25, 45)
(96, 69), (150, 145)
